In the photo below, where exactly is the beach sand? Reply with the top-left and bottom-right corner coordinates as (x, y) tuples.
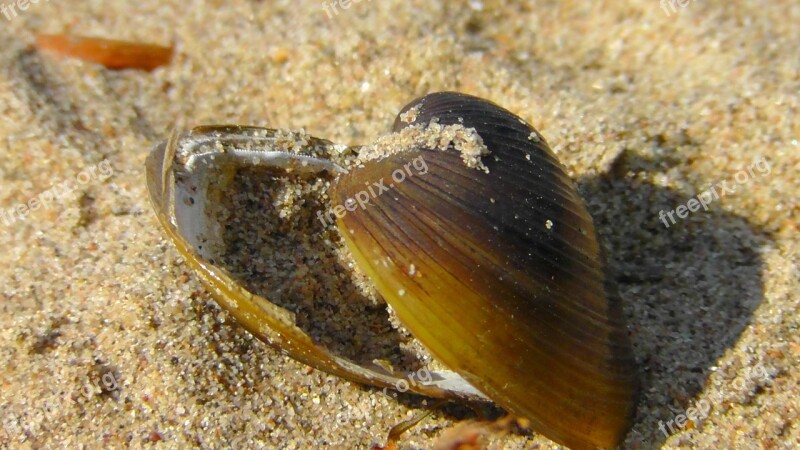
(0, 1), (798, 448)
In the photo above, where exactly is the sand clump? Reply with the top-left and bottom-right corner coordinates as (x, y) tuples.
(355, 119), (489, 171)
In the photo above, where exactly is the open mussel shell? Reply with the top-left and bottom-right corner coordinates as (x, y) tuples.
(332, 92), (638, 449)
(145, 125), (488, 403)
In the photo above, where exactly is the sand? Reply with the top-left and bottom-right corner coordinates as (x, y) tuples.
(0, 0), (798, 449)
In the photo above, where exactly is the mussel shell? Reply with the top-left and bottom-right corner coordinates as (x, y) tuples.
(332, 92), (637, 449)
(145, 125), (491, 407)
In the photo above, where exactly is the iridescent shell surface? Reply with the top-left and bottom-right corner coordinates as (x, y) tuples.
(332, 92), (638, 450)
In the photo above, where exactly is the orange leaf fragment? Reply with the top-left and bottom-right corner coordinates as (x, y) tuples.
(370, 443), (397, 450)
(35, 34), (173, 71)
(432, 421), (490, 450)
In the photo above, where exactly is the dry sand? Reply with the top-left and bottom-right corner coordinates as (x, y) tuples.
(0, 0), (798, 449)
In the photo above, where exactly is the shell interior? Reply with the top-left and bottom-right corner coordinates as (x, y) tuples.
(145, 125), (489, 402)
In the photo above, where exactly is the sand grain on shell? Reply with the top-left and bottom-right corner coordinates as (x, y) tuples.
(356, 120), (490, 171)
